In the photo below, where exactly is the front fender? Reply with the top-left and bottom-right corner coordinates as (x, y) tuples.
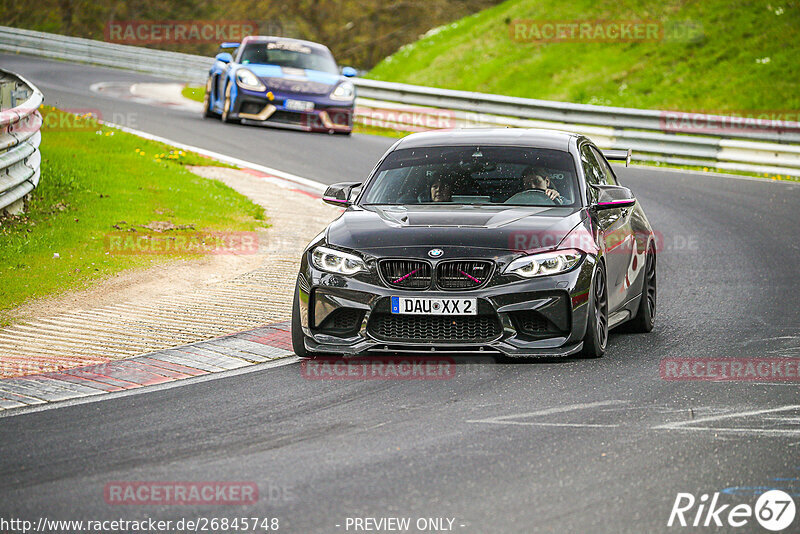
(225, 72), (240, 104)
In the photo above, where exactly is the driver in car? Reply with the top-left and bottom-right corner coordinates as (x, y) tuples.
(504, 166), (563, 205)
(523, 167), (563, 203)
(430, 171), (455, 202)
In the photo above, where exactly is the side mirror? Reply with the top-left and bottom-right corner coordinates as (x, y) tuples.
(323, 182), (362, 207)
(215, 52), (233, 64)
(592, 184), (636, 210)
(341, 66), (357, 78)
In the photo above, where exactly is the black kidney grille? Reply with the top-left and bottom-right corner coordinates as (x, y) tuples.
(380, 260), (431, 289)
(368, 313), (502, 343)
(436, 260), (493, 289)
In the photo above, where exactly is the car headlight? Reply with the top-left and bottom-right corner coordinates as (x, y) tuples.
(330, 81), (355, 101)
(311, 246), (366, 275)
(236, 69), (266, 91)
(504, 249), (583, 278)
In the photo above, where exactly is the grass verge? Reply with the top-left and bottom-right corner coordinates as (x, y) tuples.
(0, 108), (267, 325)
(367, 0), (799, 113)
(182, 85), (205, 103)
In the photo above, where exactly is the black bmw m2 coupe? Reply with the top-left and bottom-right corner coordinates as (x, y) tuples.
(292, 129), (656, 359)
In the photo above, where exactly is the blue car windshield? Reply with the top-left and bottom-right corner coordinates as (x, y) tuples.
(361, 146), (580, 207)
(239, 42), (338, 74)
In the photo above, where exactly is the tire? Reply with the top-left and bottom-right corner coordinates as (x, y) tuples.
(220, 83), (238, 124)
(581, 264), (609, 358)
(291, 281), (309, 358)
(291, 281), (341, 359)
(625, 245), (657, 333)
(202, 78), (216, 118)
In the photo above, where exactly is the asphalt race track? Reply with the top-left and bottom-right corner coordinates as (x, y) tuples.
(0, 54), (392, 183)
(1, 54), (799, 533)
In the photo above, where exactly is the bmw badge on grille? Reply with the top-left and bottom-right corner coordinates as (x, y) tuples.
(428, 248), (444, 258)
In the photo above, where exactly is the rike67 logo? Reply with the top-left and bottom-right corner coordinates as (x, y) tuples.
(668, 490), (796, 531)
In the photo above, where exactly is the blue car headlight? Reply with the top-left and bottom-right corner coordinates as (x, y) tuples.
(330, 81), (355, 101)
(236, 69), (266, 91)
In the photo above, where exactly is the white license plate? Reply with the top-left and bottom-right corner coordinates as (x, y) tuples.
(284, 99), (314, 112)
(391, 297), (477, 316)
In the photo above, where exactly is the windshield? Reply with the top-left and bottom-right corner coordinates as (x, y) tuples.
(238, 41), (339, 74)
(360, 145), (580, 207)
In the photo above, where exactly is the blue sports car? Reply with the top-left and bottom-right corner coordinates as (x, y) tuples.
(203, 36), (357, 134)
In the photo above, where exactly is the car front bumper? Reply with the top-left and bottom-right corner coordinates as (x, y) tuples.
(232, 88), (353, 132)
(296, 249), (597, 358)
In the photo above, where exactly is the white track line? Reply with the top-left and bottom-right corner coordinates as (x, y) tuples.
(653, 405), (800, 436)
(100, 119), (327, 193)
(466, 400), (627, 428)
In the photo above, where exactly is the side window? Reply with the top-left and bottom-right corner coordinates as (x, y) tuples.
(579, 145), (603, 204)
(590, 146), (618, 185)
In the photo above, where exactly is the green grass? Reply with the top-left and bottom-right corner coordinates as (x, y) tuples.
(182, 85), (205, 103)
(368, 0), (800, 113)
(0, 108), (266, 323)
(633, 160), (800, 182)
(352, 123), (409, 138)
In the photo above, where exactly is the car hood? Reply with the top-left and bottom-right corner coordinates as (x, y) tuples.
(239, 64), (340, 89)
(326, 205), (587, 252)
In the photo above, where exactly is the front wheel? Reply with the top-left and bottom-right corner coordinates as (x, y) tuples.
(624, 245), (657, 333)
(581, 265), (608, 358)
(202, 78), (217, 118)
(221, 83), (239, 124)
(291, 281), (309, 358)
(291, 281), (341, 359)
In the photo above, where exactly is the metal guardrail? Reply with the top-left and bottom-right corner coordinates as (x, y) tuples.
(353, 79), (800, 144)
(353, 99), (800, 176)
(0, 68), (42, 214)
(0, 26), (211, 84)
(2, 25), (799, 176)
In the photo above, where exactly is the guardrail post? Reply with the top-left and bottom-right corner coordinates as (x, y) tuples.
(0, 79), (11, 111)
